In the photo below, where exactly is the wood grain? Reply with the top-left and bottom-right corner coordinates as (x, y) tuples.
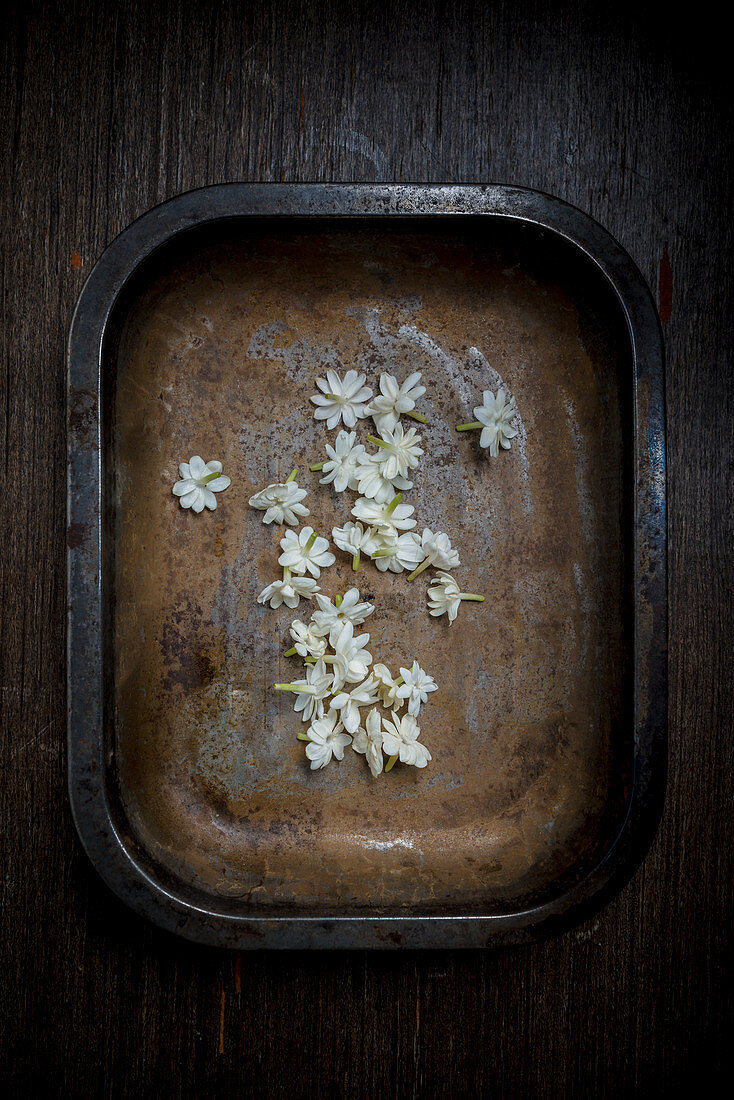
(1, 0), (731, 1095)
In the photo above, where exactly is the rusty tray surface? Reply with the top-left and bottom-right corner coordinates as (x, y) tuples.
(67, 184), (666, 948)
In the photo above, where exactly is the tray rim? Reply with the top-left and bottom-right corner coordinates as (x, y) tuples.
(66, 182), (666, 949)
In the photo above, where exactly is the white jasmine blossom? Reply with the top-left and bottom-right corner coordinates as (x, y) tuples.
(456, 388), (519, 457)
(427, 572), (485, 624)
(382, 713), (432, 768)
(274, 657), (333, 724)
(310, 588), (375, 640)
(257, 573), (320, 609)
(371, 664), (403, 710)
(315, 430), (365, 492)
(305, 712), (352, 769)
(248, 470), (309, 525)
(310, 369), (373, 429)
(396, 659), (438, 717)
(287, 619), (328, 659)
(329, 676), (380, 734)
(278, 526), (335, 577)
(369, 531), (424, 574)
(366, 423), (423, 480)
(406, 528), (460, 581)
(367, 371), (427, 434)
(352, 493), (417, 534)
(172, 456), (231, 512)
(327, 620), (372, 690)
(331, 521), (380, 571)
(352, 708), (385, 778)
(354, 453), (413, 502)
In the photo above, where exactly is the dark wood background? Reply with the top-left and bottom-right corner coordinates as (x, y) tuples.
(1, 1), (731, 1095)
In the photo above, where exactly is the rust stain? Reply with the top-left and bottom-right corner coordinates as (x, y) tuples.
(70, 249), (82, 270)
(658, 246), (672, 324)
(66, 522), (88, 548)
(218, 989), (226, 1054)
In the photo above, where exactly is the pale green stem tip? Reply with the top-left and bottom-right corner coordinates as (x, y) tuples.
(456, 422), (482, 432)
(334, 594), (343, 607)
(274, 683), (300, 692)
(286, 467), (298, 482)
(406, 555), (433, 582)
(394, 676), (404, 687)
(385, 492), (403, 515)
(366, 434), (392, 450)
(352, 551), (360, 571)
(405, 410), (428, 424)
(202, 469), (222, 484)
(459, 593), (485, 602)
(296, 731), (312, 742)
(371, 548), (393, 558)
(325, 392), (340, 400)
(284, 647), (298, 657)
(309, 462), (325, 471)
(385, 754), (399, 773)
(283, 566), (292, 583)
(305, 532), (318, 551)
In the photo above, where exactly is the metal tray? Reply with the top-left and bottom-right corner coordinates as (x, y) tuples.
(67, 184), (666, 948)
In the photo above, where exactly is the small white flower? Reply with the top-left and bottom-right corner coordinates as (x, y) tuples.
(288, 619), (327, 659)
(369, 531), (424, 574)
(396, 659), (438, 717)
(367, 371), (426, 434)
(382, 712), (432, 768)
(257, 575), (319, 609)
(329, 676), (380, 734)
(275, 657), (333, 724)
(354, 453), (413, 502)
(368, 423), (423, 480)
(351, 495), (417, 534)
(406, 528), (460, 581)
(305, 712), (352, 770)
(426, 572), (485, 624)
(172, 456), (231, 512)
(371, 664), (403, 710)
(352, 708), (385, 778)
(310, 588), (375, 640)
(310, 369), (373, 429)
(318, 430), (365, 492)
(329, 620), (372, 690)
(248, 477), (309, 525)
(332, 521), (380, 569)
(278, 526), (335, 577)
(473, 388), (519, 456)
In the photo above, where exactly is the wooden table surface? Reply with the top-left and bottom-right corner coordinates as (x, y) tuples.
(1, 1), (731, 1095)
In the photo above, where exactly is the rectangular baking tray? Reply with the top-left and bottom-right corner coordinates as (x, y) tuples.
(67, 184), (666, 948)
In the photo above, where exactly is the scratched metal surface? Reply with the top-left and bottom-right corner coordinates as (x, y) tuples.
(112, 220), (631, 913)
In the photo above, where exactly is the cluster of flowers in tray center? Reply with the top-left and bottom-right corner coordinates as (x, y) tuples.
(243, 364), (517, 776)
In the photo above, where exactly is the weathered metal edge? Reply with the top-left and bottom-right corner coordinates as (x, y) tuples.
(66, 183), (666, 949)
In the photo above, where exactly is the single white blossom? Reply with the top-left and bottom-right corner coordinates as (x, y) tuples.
(473, 388), (519, 456)
(172, 456), (230, 512)
(288, 619), (328, 659)
(406, 528), (460, 581)
(371, 664), (403, 710)
(329, 676), (380, 734)
(354, 453), (413, 502)
(351, 495), (416, 534)
(310, 588), (375, 640)
(278, 526), (335, 577)
(329, 620), (372, 690)
(305, 712), (352, 770)
(382, 712), (432, 768)
(275, 657), (333, 724)
(257, 574), (320, 609)
(367, 371), (426, 434)
(331, 522), (380, 569)
(318, 430), (365, 492)
(369, 530), (424, 574)
(310, 369), (373, 429)
(248, 477), (309, 525)
(352, 708), (385, 778)
(368, 423), (423, 480)
(427, 572), (485, 624)
(396, 660), (438, 717)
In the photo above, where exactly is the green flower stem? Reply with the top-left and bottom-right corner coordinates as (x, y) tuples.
(202, 470), (222, 484)
(296, 731), (312, 742)
(334, 594), (343, 607)
(406, 555), (434, 582)
(394, 676), (404, 687)
(371, 548), (393, 558)
(459, 593), (485, 602)
(305, 531), (318, 551)
(385, 492), (403, 516)
(309, 462), (325, 471)
(385, 754), (399, 772)
(274, 683), (309, 693)
(286, 467), (298, 482)
(455, 422), (482, 432)
(325, 392), (340, 400)
(352, 551), (360, 571)
(304, 656), (316, 664)
(366, 434), (393, 450)
(405, 410), (428, 424)
(283, 566), (292, 583)
(284, 647), (298, 657)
